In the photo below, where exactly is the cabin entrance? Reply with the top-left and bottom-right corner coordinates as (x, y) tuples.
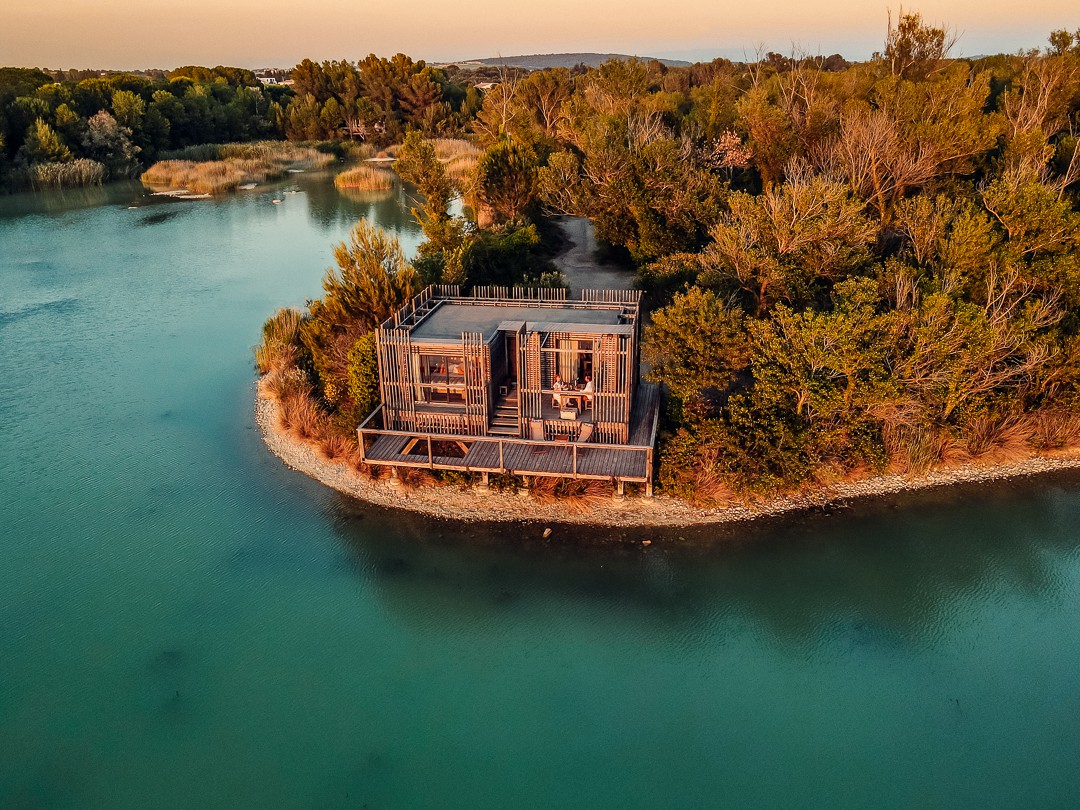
(504, 331), (519, 389)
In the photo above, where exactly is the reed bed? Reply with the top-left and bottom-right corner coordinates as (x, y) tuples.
(142, 142), (335, 194)
(24, 159), (106, 189)
(334, 165), (394, 191)
(341, 142), (377, 161)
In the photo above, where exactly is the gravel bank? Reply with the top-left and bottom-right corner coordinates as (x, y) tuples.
(257, 392), (1080, 527)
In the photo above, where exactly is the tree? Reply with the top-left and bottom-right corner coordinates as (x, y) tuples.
(17, 118), (71, 164)
(83, 111), (139, 178)
(300, 221), (421, 402)
(111, 89), (146, 130)
(880, 11), (956, 80)
(697, 176), (876, 314)
(394, 132), (465, 275)
(473, 140), (539, 223)
(643, 286), (750, 402)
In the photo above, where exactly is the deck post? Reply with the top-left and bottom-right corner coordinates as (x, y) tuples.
(613, 478), (626, 503)
(477, 471), (490, 491)
(572, 444), (578, 476)
(518, 475), (530, 497)
(387, 467), (403, 489)
(427, 436), (433, 468)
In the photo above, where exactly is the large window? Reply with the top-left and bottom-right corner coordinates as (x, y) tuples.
(416, 354), (466, 404)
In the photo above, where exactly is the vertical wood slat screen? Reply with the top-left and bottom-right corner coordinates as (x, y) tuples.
(376, 327), (415, 431)
(520, 330), (542, 421)
(462, 331), (488, 436)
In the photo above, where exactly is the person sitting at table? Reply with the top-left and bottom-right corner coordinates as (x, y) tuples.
(581, 375), (594, 408)
(552, 374), (567, 407)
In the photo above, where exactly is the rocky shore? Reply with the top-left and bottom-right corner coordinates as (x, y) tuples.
(257, 391), (1080, 527)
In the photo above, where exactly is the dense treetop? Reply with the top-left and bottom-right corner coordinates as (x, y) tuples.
(9, 16), (1080, 500)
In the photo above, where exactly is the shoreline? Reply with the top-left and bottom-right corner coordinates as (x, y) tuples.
(256, 391), (1080, 527)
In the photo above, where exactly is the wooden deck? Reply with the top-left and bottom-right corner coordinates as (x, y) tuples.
(361, 432), (651, 481)
(358, 383), (661, 486)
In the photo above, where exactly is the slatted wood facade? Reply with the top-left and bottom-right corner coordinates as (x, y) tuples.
(364, 286), (658, 487)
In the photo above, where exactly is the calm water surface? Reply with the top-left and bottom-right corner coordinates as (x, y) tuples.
(2, 175), (1080, 809)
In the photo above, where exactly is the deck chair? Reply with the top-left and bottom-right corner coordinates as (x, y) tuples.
(576, 423), (594, 443)
(529, 421), (545, 441)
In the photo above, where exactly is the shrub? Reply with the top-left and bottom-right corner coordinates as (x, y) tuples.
(1030, 410), (1080, 451)
(316, 433), (352, 463)
(346, 333), (380, 418)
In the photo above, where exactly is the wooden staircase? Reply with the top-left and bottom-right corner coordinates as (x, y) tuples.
(489, 386), (520, 437)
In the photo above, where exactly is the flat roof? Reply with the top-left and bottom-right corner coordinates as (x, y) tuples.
(409, 302), (626, 343)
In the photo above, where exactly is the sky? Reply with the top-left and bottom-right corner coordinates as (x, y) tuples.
(1, 0), (1075, 69)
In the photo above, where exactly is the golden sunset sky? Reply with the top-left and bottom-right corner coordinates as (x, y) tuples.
(2, 0), (1075, 68)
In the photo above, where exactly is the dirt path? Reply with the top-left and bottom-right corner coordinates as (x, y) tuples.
(551, 217), (636, 292)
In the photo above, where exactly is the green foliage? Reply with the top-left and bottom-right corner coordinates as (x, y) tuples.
(1, 65), (286, 191)
(18, 118), (71, 164)
(320, 219), (421, 331)
(299, 220), (420, 402)
(473, 140), (539, 223)
(346, 333), (380, 419)
(644, 287), (749, 402)
(458, 223), (557, 288)
(696, 177), (876, 314)
(83, 111), (140, 178)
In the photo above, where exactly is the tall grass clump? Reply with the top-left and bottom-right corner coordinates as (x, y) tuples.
(341, 142), (376, 161)
(334, 165), (394, 191)
(529, 476), (614, 512)
(24, 159), (106, 189)
(432, 138), (480, 181)
(1029, 410), (1080, 452)
(256, 307), (305, 374)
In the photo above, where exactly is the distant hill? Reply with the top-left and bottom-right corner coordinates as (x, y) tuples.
(454, 53), (692, 70)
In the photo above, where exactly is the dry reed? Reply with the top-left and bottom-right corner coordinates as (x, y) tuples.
(397, 467), (437, 491)
(277, 391), (325, 441)
(25, 159), (106, 189)
(316, 433), (353, 463)
(964, 417), (1033, 464)
(334, 165), (394, 191)
(142, 142), (335, 194)
(1029, 410), (1080, 451)
(529, 476), (614, 513)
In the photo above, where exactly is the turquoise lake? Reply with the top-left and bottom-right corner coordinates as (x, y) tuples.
(2, 174), (1080, 808)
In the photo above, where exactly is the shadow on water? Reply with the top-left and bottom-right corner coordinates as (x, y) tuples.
(0, 180), (144, 219)
(322, 470), (1080, 649)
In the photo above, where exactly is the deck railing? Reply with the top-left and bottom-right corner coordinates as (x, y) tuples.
(357, 406), (654, 484)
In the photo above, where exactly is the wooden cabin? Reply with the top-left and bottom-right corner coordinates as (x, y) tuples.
(357, 285), (661, 495)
